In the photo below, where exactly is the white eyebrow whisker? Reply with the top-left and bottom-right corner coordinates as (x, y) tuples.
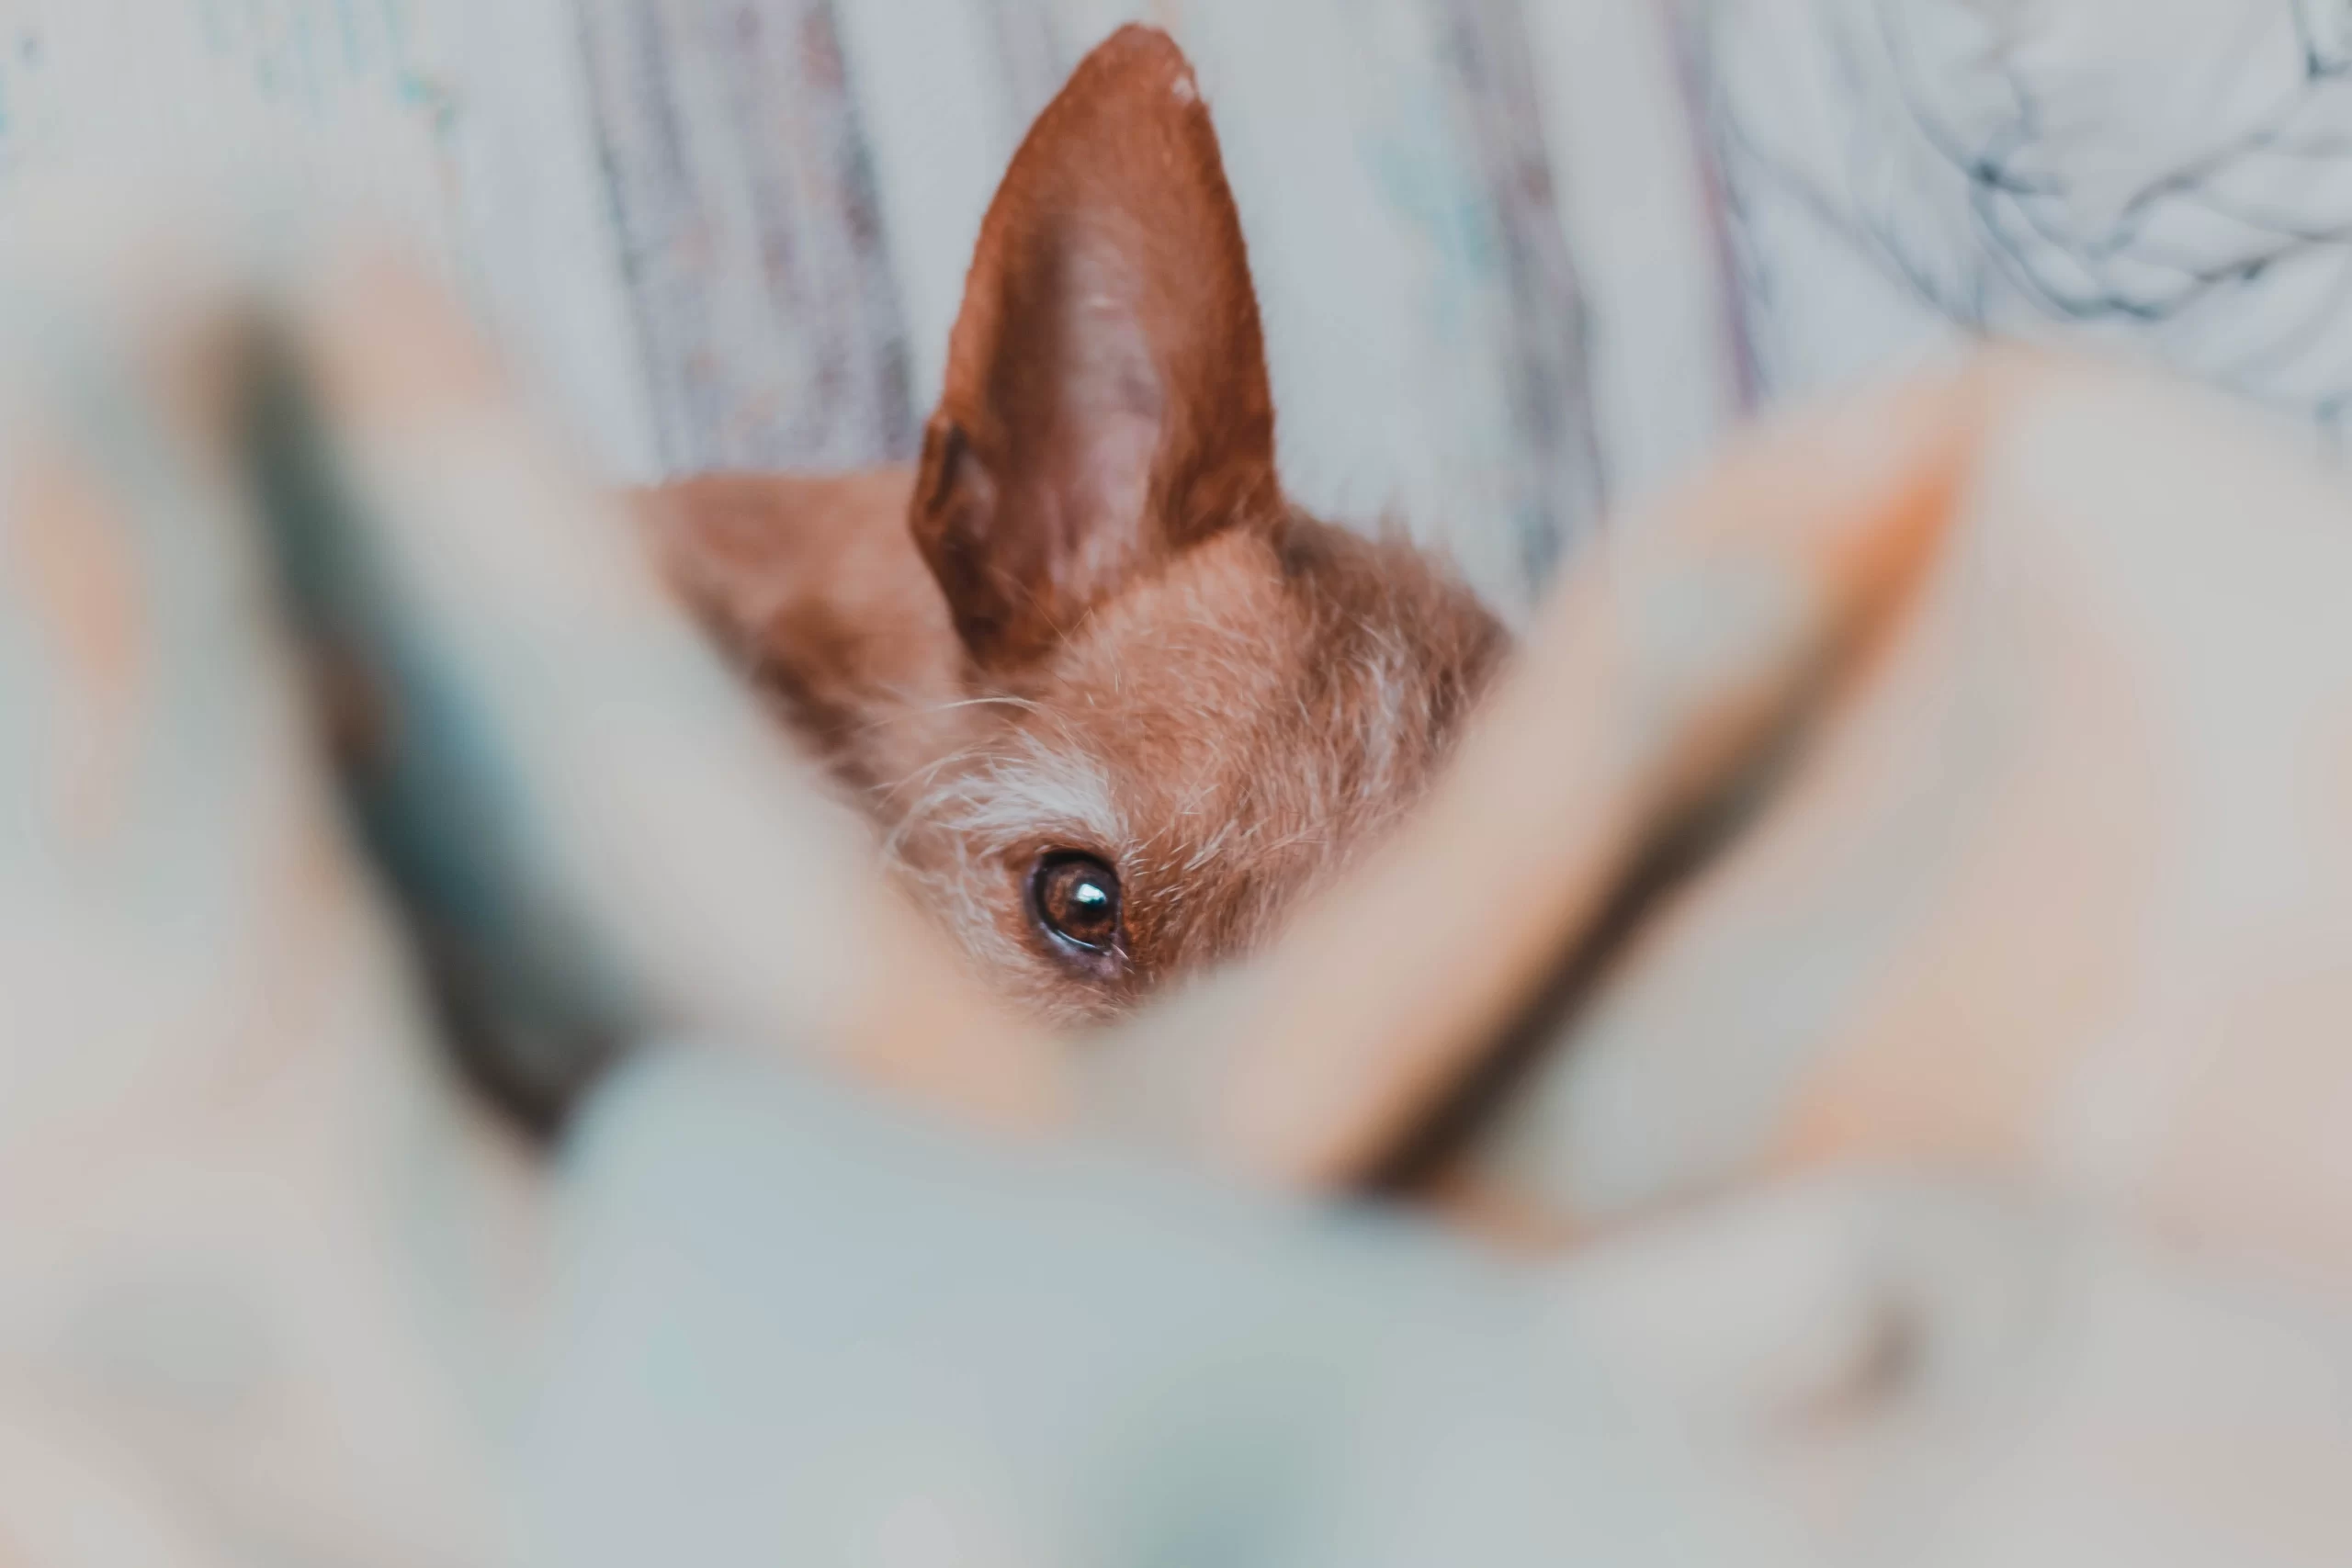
(847, 692), (1046, 738)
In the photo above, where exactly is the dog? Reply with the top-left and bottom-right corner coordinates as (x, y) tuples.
(639, 26), (1508, 1027)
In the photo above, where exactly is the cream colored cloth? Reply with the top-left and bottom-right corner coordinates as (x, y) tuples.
(1486, 364), (2352, 1292)
(2, 197), (2349, 1566)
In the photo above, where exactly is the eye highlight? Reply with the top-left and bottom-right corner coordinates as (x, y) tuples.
(1028, 851), (1123, 960)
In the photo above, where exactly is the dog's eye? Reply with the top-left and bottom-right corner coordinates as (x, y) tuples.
(1028, 852), (1123, 957)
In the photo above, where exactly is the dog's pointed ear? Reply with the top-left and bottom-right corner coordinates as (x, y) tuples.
(912, 25), (1280, 669)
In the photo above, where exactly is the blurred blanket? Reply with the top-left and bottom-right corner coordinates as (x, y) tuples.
(4, 180), (2352, 1568)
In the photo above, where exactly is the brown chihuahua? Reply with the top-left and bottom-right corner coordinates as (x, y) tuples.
(640, 26), (1507, 1027)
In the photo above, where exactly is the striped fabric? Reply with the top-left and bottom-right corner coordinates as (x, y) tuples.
(572, 0), (1673, 612)
(566, 0), (2352, 607)
(9, 4), (2352, 611)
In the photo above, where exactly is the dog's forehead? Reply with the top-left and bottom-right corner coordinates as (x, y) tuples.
(1035, 534), (1305, 739)
(1012, 525), (1488, 867)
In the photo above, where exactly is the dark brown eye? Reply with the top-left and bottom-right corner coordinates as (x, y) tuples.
(1028, 852), (1122, 957)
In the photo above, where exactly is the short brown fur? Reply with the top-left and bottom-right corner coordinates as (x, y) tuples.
(639, 26), (1508, 1025)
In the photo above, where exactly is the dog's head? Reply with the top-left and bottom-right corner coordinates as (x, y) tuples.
(658, 27), (1506, 1026)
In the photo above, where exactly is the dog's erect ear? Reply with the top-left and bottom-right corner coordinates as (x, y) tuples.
(912, 25), (1280, 669)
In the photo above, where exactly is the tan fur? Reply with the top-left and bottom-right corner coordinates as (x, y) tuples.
(637, 26), (1508, 1026)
